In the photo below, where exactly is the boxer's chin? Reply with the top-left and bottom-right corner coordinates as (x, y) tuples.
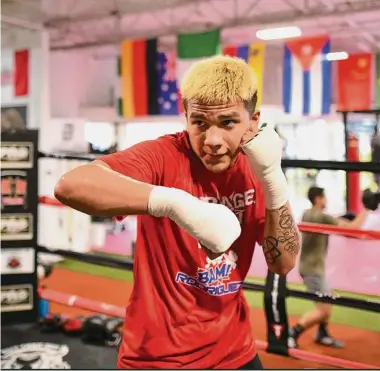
(202, 155), (231, 173)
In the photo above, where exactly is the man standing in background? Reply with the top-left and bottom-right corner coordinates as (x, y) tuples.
(288, 186), (367, 349)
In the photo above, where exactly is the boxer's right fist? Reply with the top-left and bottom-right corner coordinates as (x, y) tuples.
(148, 186), (241, 253)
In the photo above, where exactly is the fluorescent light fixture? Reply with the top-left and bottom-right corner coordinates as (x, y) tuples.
(256, 26), (302, 41)
(325, 51), (349, 61)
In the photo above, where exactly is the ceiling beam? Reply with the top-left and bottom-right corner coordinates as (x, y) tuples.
(45, 0), (213, 27)
(49, 0), (380, 50)
(1, 15), (43, 31)
(317, 0), (380, 49)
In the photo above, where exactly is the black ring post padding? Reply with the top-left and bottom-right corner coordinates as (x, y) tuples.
(281, 159), (380, 173)
(263, 271), (289, 356)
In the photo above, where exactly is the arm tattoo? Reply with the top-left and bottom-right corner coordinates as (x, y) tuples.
(263, 205), (300, 264)
(262, 236), (282, 264)
(277, 206), (300, 256)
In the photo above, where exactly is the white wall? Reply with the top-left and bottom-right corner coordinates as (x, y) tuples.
(50, 45), (117, 118)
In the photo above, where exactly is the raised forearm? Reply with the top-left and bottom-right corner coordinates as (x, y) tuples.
(54, 161), (153, 216)
(262, 202), (301, 275)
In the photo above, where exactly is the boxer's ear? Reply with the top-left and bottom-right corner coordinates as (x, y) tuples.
(249, 110), (260, 132)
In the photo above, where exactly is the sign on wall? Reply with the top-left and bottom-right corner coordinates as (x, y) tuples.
(1, 130), (38, 325)
(1, 248), (35, 275)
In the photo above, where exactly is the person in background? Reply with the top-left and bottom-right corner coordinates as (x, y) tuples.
(288, 186), (367, 349)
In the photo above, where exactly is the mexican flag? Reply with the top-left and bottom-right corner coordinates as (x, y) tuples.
(176, 29), (221, 88)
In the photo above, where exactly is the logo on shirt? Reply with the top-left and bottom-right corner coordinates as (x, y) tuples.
(175, 251), (243, 296)
(200, 189), (255, 223)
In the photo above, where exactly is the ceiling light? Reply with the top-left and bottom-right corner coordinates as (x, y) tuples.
(325, 51), (349, 61)
(256, 26), (302, 41)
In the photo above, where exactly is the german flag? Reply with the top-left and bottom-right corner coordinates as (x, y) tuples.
(117, 39), (159, 118)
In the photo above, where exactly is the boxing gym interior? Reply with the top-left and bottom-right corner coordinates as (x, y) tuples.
(1, 0), (380, 369)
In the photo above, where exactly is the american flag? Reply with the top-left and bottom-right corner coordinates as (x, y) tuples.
(157, 52), (180, 115)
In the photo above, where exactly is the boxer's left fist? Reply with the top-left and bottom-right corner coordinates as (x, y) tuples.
(241, 123), (283, 173)
(241, 123), (288, 210)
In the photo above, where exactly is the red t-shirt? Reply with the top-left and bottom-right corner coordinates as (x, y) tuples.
(99, 131), (266, 369)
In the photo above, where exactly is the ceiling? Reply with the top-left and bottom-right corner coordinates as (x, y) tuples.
(2, 0), (380, 52)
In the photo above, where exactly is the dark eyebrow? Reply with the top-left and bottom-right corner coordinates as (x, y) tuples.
(189, 111), (241, 120)
(217, 112), (241, 121)
(189, 112), (207, 120)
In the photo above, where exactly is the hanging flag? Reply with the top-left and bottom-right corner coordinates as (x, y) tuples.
(1, 49), (29, 100)
(157, 52), (182, 115)
(223, 43), (265, 107)
(375, 53), (380, 108)
(283, 35), (331, 116)
(337, 53), (372, 111)
(117, 39), (159, 118)
(176, 29), (221, 88)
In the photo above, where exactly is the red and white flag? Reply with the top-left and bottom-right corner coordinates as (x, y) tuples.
(1, 49), (29, 99)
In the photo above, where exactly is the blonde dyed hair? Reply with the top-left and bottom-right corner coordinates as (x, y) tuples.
(180, 55), (258, 111)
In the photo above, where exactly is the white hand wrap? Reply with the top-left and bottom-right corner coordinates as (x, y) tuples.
(242, 124), (288, 210)
(148, 186), (241, 253)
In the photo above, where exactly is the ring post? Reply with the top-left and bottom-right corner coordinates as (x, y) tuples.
(264, 270), (289, 356)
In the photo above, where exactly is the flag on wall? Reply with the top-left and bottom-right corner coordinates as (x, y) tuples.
(157, 51), (183, 115)
(337, 53), (372, 111)
(176, 29), (221, 89)
(283, 35), (331, 116)
(1, 49), (29, 99)
(117, 39), (159, 118)
(223, 43), (265, 107)
(375, 53), (380, 108)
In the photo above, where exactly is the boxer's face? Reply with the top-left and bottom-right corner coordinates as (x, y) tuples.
(186, 101), (260, 173)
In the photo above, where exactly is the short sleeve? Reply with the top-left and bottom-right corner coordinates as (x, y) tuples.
(255, 182), (266, 245)
(322, 213), (338, 226)
(98, 140), (165, 185)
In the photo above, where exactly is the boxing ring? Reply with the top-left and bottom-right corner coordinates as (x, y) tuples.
(1, 129), (380, 370)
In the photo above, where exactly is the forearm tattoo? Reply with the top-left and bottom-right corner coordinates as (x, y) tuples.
(262, 236), (281, 264)
(263, 205), (300, 264)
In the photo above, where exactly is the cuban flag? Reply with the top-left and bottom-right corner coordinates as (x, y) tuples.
(157, 51), (183, 115)
(283, 35), (331, 116)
